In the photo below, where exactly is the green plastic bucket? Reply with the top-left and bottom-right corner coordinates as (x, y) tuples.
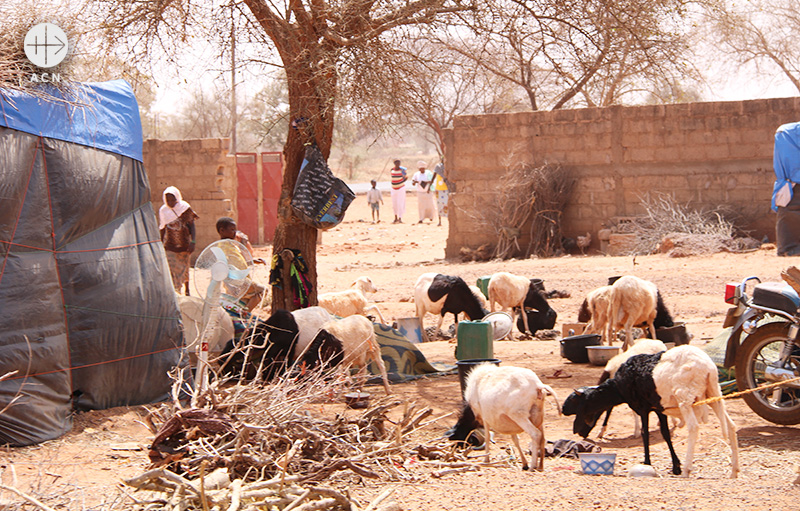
(476, 276), (492, 299)
(456, 320), (493, 360)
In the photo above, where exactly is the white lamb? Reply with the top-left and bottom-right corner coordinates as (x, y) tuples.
(318, 276), (386, 324)
(448, 364), (560, 471)
(468, 285), (488, 310)
(487, 272), (534, 338)
(320, 315), (391, 394)
(583, 285), (613, 345)
(607, 276), (658, 350)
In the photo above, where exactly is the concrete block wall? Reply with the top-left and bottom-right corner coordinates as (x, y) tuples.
(143, 138), (237, 254)
(445, 97), (800, 258)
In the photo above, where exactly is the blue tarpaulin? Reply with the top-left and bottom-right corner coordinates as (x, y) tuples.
(0, 80), (143, 162)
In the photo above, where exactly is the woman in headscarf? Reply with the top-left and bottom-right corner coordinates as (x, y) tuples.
(159, 186), (199, 295)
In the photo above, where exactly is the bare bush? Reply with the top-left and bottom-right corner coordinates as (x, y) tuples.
(615, 192), (758, 256)
(474, 162), (574, 260)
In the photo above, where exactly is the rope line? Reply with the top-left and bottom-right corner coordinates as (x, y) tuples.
(0, 239), (162, 253)
(64, 305), (180, 321)
(2, 346), (182, 381)
(694, 376), (800, 406)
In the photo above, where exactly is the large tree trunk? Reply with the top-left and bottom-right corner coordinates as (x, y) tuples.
(270, 57), (336, 312)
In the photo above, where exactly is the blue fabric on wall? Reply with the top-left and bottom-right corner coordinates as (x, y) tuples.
(0, 80), (143, 162)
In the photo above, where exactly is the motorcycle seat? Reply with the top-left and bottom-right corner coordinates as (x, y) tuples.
(752, 282), (800, 315)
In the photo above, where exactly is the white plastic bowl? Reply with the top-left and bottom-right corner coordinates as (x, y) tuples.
(579, 452), (616, 475)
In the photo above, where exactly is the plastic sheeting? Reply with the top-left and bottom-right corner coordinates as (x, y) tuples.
(0, 81), (184, 447)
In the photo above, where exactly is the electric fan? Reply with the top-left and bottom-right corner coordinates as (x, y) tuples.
(191, 239), (254, 396)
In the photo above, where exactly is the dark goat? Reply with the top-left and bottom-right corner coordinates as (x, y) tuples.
(295, 328), (345, 372)
(514, 286), (558, 334)
(562, 352), (683, 475)
(415, 272), (489, 340)
(219, 309), (299, 381)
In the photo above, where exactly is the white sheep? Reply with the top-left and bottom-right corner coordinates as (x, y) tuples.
(319, 315), (391, 394)
(448, 364), (560, 471)
(607, 276), (658, 350)
(597, 338), (668, 439)
(175, 294), (235, 364)
(583, 285), (613, 345)
(318, 276), (386, 324)
(487, 272), (534, 338)
(564, 344), (739, 478)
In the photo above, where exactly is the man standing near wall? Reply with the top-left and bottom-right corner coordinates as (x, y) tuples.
(772, 122), (800, 256)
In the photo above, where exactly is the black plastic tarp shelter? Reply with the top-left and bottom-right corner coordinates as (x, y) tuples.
(0, 80), (184, 446)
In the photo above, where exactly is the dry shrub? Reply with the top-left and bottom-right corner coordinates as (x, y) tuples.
(476, 162), (574, 259)
(617, 192), (758, 256)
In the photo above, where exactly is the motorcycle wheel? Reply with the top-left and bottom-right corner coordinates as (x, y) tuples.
(735, 322), (800, 425)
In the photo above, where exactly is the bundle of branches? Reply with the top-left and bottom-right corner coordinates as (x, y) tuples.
(123, 369), (440, 510)
(620, 192), (757, 256)
(479, 162), (574, 259)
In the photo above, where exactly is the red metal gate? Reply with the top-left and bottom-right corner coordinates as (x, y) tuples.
(261, 152), (283, 242)
(235, 153), (259, 243)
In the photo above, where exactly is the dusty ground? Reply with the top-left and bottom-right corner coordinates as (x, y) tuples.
(3, 193), (800, 509)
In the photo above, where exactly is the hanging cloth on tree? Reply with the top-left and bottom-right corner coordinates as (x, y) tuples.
(269, 249), (313, 308)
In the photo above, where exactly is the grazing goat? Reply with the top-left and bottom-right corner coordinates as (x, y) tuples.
(581, 285), (613, 345)
(488, 272), (556, 337)
(414, 273), (489, 341)
(290, 306), (333, 360)
(608, 276), (658, 350)
(449, 364), (560, 471)
(578, 283), (674, 345)
(562, 345), (739, 478)
(219, 309), (299, 381)
(301, 315), (391, 394)
(318, 276), (386, 324)
(596, 338), (668, 439)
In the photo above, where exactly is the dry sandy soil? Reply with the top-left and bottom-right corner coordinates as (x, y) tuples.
(3, 193), (800, 510)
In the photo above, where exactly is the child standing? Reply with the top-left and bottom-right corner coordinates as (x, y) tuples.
(367, 179), (383, 223)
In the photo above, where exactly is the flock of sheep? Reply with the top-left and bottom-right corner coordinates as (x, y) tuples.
(205, 270), (739, 479)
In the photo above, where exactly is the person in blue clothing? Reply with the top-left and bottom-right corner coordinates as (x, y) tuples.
(772, 122), (800, 256)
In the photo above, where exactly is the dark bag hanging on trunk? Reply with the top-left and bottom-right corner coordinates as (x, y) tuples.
(291, 144), (355, 230)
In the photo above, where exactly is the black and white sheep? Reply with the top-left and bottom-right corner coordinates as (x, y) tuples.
(296, 315), (391, 394)
(218, 309), (299, 381)
(562, 345), (739, 478)
(488, 272), (557, 337)
(318, 276), (386, 324)
(414, 273), (489, 341)
(448, 363), (560, 471)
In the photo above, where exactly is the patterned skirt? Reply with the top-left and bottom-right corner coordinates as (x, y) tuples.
(166, 250), (192, 290)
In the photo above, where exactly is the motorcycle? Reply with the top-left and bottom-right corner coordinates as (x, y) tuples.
(721, 275), (800, 425)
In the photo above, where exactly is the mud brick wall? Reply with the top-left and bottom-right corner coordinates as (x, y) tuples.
(142, 138), (237, 254)
(444, 98), (800, 258)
